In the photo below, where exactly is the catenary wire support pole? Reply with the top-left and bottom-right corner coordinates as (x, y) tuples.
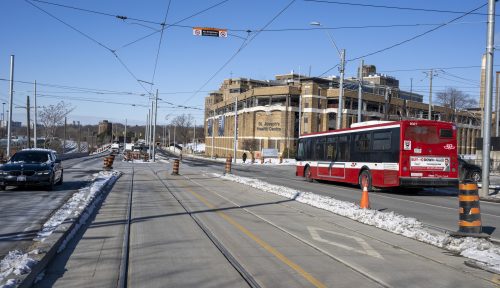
(63, 116), (67, 154)
(233, 94), (238, 163)
(428, 69), (434, 120)
(152, 90), (158, 162)
(481, 0), (496, 198)
(150, 101), (154, 160)
(338, 49), (345, 129)
(34, 80), (37, 148)
(496, 71), (500, 137)
(26, 95), (31, 148)
(26, 95), (30, 148)
(357, 59), (364, 123)
(7, 55), (14, 158)
(124, 118), (127, 149)
(212, 108), (215, 158)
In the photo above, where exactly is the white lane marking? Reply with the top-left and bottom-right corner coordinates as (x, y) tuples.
(308, 226), (383, 259)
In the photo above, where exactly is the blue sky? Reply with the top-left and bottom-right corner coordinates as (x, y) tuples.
(0, 0), (495, 126)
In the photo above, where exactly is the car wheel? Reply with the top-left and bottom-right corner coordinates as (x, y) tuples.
(358, 170), (372, 191)
(46, 177), (55, 191)
(304, 166), (313, 182)
(56, 171), (63, 185)
(469, 170), (481, 183)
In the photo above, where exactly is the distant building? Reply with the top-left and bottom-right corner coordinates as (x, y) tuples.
(204, 66), (481, 159)
(98, 120), (112, 135)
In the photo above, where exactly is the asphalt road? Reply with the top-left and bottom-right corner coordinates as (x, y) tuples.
(35, 157), (499, 287)
(178, 155), (500, 241)
(0, 155), (105, 260)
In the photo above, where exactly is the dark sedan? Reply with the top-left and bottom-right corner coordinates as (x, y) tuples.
(458, 158), (482, 183)
(0, 149), (63, 190)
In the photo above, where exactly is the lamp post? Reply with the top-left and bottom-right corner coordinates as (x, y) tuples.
(310, 21), (345, 129)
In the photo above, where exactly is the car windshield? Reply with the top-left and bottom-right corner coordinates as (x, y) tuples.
(10, 152), (49, 163)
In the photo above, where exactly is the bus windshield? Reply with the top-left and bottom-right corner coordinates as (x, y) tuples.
(404, 126), (453, 144)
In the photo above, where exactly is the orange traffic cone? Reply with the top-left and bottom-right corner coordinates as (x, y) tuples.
(360, 185), (370, 209)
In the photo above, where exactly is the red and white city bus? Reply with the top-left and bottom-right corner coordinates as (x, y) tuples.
(295, 120), (459, 190)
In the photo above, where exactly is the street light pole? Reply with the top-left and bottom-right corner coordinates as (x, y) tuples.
(34, 80), (37, 148)
(7, 55), (14, 158)
(310, 22), (345, 129)
(481, 0), (496, 198)
(338, 49), (345, 129)
(233, 95), (238, 163)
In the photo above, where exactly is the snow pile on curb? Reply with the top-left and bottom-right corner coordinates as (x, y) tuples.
(217, 173), (500, 273)
(35, 170), (121, 242)
(0, 170), (121, 287)
(0, 250), (37, 287)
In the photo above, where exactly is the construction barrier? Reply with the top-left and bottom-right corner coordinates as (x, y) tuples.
(451, 181), (489, 238)
(103, 156), (113, 170)
(225, 156), (232, 174)
(279, 155), (283, 164)
(143, 153), (149, 162)
(261, 157), (264, 164)
(171, 159), (180, 175)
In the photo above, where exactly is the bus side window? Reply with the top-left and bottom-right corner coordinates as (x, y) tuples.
(327, 136), (337, 161)
(296, 139), (304, 161)
(337, 135), (349, 162)
(314, 136), (327, 161)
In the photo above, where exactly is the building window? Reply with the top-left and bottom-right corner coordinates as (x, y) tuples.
(304, 117), (308, 123)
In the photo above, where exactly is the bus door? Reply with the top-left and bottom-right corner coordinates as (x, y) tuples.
(322, 135), (346, 179)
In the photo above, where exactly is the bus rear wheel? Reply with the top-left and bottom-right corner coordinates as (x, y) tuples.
(304, 166), (313, 182)
(359, 170), (372, 191)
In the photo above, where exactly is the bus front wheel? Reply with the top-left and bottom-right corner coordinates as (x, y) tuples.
(304, 166), (313, 182)
(359, 170), (372, 191)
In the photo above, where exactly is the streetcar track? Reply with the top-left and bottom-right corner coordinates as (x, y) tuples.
(183, 173), (390, 288)
(145, 164), (261, 288)
(117, 164), (134, 288)
(184, 172), (499, 285)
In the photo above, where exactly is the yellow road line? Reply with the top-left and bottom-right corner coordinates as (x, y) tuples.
(187, 187), (327, 288)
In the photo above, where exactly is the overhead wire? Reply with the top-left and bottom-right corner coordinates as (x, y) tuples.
(303, 0), (495, 16)
(182, 0), (297, 105)
(149, 0), (172, 93)
(116, 0), (231, 51)
(317, 2), (488, 77)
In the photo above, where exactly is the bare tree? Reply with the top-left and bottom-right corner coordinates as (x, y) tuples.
(171, 114), (193, 145)
(39, 101), (74, 149)
(242, 139), (260, 162)
(436, 88), (477, 121)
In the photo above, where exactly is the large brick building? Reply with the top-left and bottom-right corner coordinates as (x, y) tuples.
(204, 66), (482, 159)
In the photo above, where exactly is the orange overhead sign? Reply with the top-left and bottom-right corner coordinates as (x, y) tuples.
(193, 27), (227, 38)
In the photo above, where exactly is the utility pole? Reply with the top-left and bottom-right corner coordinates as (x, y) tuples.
(428, 69), (434, 120)
(338, 49), (345, 129)
(212, 109), (215, 158)
(481, 0), (496, 198)
(495, 71), (500, 137)
(63, 117), (67, 154)
(193, 119), (196, 153)
(150, 101), (154, 159)
(78, 121), (81, 152)
(7, 55), (14, 158)
(146, 111), (150, 147)
(34, 80), (37, 148)
(357, 59), (364, 123)
(26, 95), (31, 148)
(152, 90), (158, 162)
(124, 118), (127, 148)
(233, 95), (238, 163)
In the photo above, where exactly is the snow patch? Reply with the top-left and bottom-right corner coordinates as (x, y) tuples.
(0, 251), (37, 285)
(217, 173), (500, 273)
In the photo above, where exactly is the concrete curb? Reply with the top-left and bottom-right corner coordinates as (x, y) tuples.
(0, 172), (122, 288)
